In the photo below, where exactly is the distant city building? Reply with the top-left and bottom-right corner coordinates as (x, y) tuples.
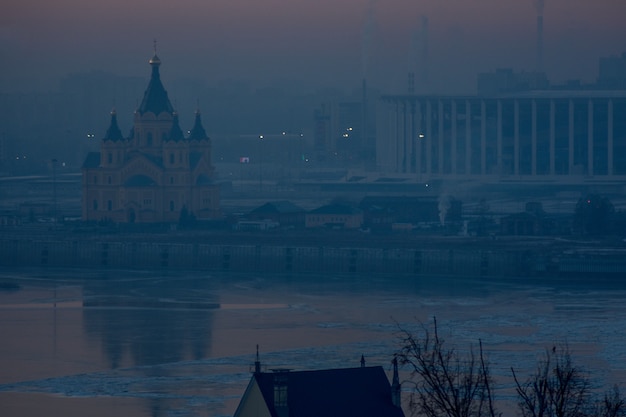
(81, 51), (220, 223)
(313, 89), (376, 169)
(477, 69), (550, 96)
(597, 51), (626, 90)
(359, 196), (462, 231)
(314, 102), (364, 164)
(247, 200), (306, 229)
(305, 203), (363, 229)
(378, 91), (626, 179)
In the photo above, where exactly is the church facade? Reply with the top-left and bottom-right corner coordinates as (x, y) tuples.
(81, 52), (220, 223)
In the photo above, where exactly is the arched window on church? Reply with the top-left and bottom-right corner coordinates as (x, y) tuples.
(107, 153), (112, 164)
(107, 176), (112, 185)
(170, 200), (175, 212)
(107, 200), (112, 211)
(170, 153), (175, 165)
(147, 132), (153, 146)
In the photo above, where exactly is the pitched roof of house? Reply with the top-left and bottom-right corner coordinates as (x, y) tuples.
(309, 203), (361, 215)
(359, 195), (439, 209)
(251, 366), (404, 417)
(250, 201), (305, 215)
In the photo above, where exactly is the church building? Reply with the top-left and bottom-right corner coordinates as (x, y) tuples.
(81, 50), (220, 223)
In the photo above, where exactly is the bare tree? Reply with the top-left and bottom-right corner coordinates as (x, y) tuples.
(395, 317), (500, 417)
(512, 345), (590, 417)
(591, 386), (626, 417)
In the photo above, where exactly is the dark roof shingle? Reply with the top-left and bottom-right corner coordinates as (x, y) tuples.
(138, 57), (174, 116)
(254, 366), (404, 417)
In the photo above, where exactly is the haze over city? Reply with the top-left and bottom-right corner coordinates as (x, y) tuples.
(3, 0), (626, 94)
(3, 2), (626, 417)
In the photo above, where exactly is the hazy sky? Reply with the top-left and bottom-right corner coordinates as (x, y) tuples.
(2, 0), (625, 94)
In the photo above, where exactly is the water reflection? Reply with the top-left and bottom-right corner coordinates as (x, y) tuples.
(1, 269), (626, 417)
(82, 276), (217, 368)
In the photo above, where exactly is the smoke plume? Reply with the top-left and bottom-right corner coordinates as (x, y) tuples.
(438, 194), (452, 226)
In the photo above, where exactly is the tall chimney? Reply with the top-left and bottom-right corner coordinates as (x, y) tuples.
(254, 344), (261, 374)
(536, 14), (544, 72)
(362, 78), (373, 168)
(391, 357), (401, 408)
(420, 15), (429, 91)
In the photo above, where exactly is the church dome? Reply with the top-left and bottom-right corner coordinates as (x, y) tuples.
(149, 54), (161, 66)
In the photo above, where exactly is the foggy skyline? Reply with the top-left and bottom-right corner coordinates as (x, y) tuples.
(3, 0), (626, 94)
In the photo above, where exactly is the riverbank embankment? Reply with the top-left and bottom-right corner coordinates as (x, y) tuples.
(2, 230), (625, 277)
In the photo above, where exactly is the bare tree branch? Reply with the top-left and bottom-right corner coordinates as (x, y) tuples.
(395, 317), (499, 417)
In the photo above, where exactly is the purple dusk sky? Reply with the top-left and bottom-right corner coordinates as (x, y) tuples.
(2, 0), (625, 93)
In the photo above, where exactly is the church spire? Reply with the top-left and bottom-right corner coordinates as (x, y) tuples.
(103, 108), (124, 141)
(149, 39), (161, 66)
(168, 112), (185, 142)
(188, 108), (209, 140)
(138, 43), (174, 116)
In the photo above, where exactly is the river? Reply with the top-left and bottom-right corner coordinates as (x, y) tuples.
(0, 268), (625, 416)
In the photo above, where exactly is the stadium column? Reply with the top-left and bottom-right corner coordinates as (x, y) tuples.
(438, 99), (444, 175)
(426, 100), (433, 177)
(568, 99), (574, 175)
(497, 100), (503, 175)
(465, 100), (471, 175)
(415, 100), (422, 178)
(394, 101), (402, 172)
(451, 99), (457, 176)
(402, 100), (408, 173)
(514, 99), (520, 176)
(410, 99), (417, 174)
(549, 99), (556, 176)
(531, 99), (537, 176)
(608, 99), (614, 176)
(587, 99), (594, 176)
(481, 100), (486, 176)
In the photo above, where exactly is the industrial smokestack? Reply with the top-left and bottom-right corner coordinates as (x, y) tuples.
(536, 14), (544, 72)
(408, 16), (427, 93)
(420, 15), (429, 90)
(361, 1), (376, 168)
(534, 0), (545, 72)
(361, 0), (376, 80)
(362, 77), (371, 166)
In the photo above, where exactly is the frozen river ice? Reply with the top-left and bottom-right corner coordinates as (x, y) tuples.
(0, 268), (625, 417)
